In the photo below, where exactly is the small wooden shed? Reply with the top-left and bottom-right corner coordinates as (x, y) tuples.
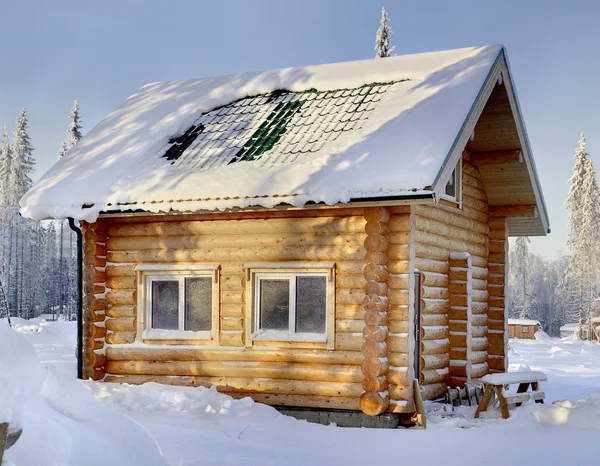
(21, 45), (549, 421)
(507, 319), (540, 339)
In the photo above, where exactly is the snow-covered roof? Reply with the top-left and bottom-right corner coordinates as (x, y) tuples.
(508, 319), (541, 326)
(560, 323), (590, 331)
(21, 45), (506, 221)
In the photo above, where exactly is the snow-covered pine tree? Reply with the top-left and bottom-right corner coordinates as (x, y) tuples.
(375, 7), (394, 58)
(68, 100), (82, 147)
(513, 236), (531, 319)
(12, 108), (35, 202)
(57, 140), (69, 159)
(0, 126), (12, 205)
(565, 132), (600, 337)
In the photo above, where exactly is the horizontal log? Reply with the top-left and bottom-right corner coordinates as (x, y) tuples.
(414, 258), (448, 274)
(421, 338), (450, 355)
(420, 325), (448, 340)
(219, 331), (245, 347)
(387, 260), (410, 274)
(420, 383), (448, 401)
(85, 351), (107, 368)
(106, 331), (135, 344)
(461, 184), (487, 204)
(422, 286), (449, 300)
(421, 314), (448, 327)
(388, 289), (409, 306)
(421, 272), (449, 288)
(106, 289), (136, 306)
(471, 150), (522, 166)
(388, 384), (410, 401)
(221, 318), (244, 331)
(105, 317), (135, 332)
(335, 333), (363, 352)
(105, 374), (363, 398)
(387, 367), (409, 386)
(361, 356), (389, 377)
(421, 367), (448, 385)
(107, 232), (366, 252)
(421, 298), (450, 315)
(363, 375), (389, 392)
(107, 245), (366, 264)
(106, 276), (136, 290)
(362, 340), (387, 358)
(106, 360), (363, 383)
(360, 391), (390, 416)
(336, 288), (366, 305)
(472, 337), (489, 351)
(388, 353), (409, 367)
(362, 263), (388, 283)
(413, 205), (488, 235)
(414, 215), (488, 246)
(472, 351), (487, 364)
(471, 362), (488, 379)
(106, 347), (363, 366)
(388, 335), (409, 353)
(106, 264), (135, 277)
(421, 353), (450, 370)
(415, 231), (487, 258)
(415, 243), (449, 262)
(108, 216), (367, 237)
(489, 205), (536, 218)
(387, 273), (409, 290)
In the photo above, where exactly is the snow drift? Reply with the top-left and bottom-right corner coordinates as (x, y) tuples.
(0, 323), (166, 466)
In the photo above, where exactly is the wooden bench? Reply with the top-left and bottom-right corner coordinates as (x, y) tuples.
(474, 371), (546, 419)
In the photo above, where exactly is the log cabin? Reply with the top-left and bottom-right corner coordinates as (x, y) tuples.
(507, 318), (541, 339)
(21, 45), (549, 423)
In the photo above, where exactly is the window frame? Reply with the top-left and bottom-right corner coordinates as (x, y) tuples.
(440, 156), (462, 206)
(522, 326), (529, 333)
(244, 262), (336, 350)
(135, 263), (220, 343)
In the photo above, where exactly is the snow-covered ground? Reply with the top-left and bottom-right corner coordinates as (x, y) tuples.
(2, 319), (600, 465)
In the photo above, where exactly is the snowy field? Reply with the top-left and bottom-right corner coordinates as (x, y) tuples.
(2, 319), (600, 465)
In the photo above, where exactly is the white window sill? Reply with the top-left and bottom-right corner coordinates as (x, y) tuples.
(142, 329), (212, 341)
(440, 194), (458, 203)
(251, 330), (327, 343)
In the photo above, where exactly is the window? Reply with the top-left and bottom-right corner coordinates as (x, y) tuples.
(135, 264), (220, 341)
(442, 156), (462, 204)
(244, 263), (335, 349)
(522, 326), (529, 333)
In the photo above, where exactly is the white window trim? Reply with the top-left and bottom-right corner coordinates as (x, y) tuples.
(440, 156), (462, 206)
(135, 264), (220, 343)
(243, 263), (335, 350)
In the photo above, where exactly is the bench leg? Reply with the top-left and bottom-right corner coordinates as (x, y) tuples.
(516, 382), (530, 407)
(496, 388), (510, 419)
(0, 423), (8, 465)
(531, 382), (544, 404)
(474, 386), (494, 418)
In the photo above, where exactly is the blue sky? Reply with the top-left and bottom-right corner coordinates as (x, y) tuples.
(1, 0), (599, 258)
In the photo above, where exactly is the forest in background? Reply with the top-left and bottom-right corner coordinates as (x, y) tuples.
(0, 103), (81, 320)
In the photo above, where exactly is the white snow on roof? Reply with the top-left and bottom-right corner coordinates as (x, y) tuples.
(20, 45), (503, 221)
(560, 323), (590, 331)
(508, 319), (541, 326)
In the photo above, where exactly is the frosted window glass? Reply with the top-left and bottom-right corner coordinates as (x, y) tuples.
(185, 277), (212, 331)
(260, 279), (289, 330)
(151, 281), (179, 330)
(296, 276), (326, 333)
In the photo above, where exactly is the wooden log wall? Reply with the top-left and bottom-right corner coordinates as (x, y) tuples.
(94, 208), (401, 412)
(448, 253), (472, 388)
(81, 220), (108, 380)
(413, 152), (490, 399)
(360, 207), (391, 415)
(487, 216), (508, 372)
(385, 206), (413, 411)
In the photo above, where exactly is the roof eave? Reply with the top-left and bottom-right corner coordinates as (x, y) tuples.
(431, 47), (550, 236)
